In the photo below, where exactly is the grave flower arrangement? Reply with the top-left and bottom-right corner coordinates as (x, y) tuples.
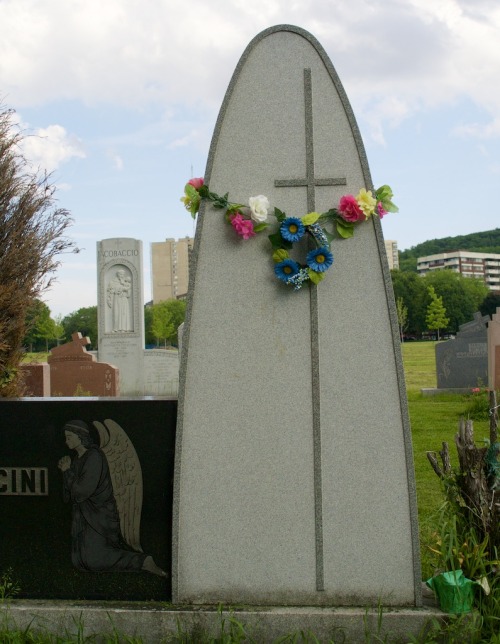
(181, 178), (397, 290)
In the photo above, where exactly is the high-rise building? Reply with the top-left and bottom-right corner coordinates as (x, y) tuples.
(384, 240), (399, 270)
(151, 237), (194, 302)
(417, 250), (500, 291)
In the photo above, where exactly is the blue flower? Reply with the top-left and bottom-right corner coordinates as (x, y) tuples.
(274, 259), (301, 283)
(306, 247), (333, 272)
(280, 217), (305, 242)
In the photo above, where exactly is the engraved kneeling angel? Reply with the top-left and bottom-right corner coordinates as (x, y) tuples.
(58, 419), (166, 577)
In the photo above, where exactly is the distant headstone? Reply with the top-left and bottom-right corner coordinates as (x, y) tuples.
(488, 307), (500, 390)
(143, 349), (179, 396)
(97, 239), (145, 395)
(97, 239), (180, 397)
(49, 332), (119, 396)
(436, 312), (489, 389)
(19, 363), (50, 397)
(0, 398), (176, 600)
(174, 25), (420, 607)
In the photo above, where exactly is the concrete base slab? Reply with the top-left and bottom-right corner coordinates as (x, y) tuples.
(1, 601), (446, 643)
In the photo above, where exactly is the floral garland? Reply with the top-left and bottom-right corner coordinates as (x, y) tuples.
(181, 178), (397, 290)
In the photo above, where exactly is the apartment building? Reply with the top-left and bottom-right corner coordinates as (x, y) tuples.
(384, 240), (399, 270)
(417, 250), (500, 291)
(151, 237), (194, 302)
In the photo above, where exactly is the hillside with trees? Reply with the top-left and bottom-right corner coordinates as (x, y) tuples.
(398, 228), (500, 272)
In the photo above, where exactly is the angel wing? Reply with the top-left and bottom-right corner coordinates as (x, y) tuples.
(93, 418), (143, 552)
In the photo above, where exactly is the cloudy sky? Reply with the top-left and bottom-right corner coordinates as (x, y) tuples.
(2, 0), (500, 318)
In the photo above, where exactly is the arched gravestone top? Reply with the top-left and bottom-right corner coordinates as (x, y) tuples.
(174, 25), (421, 606)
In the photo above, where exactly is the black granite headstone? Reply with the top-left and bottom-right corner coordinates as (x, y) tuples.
(436, 312), (488, 389)
(0, 398), (176, 600)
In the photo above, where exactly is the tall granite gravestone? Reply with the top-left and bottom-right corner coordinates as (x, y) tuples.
(97, 239), (145, 396)
(174, 25), (421, 607)
(488, 307), (500, 390)
(436, 312), (489, 390)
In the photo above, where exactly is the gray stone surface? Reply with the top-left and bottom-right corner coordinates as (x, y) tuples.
(174, 25), (420, 606)
(436, 312), (489, 390)
(97, 238), (146, 396)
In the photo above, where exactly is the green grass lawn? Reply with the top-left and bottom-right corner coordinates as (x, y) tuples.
(401, 341), (492, 576)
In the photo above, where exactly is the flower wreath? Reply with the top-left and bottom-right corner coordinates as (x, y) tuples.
(181, 177), (397, 290)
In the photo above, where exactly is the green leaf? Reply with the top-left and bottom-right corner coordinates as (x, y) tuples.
(385, 200), (399, 213)
(254, 222), (269, 233)
(375, 184), (392, 201)
(320, 208), (338, 220)
(375, 185), (398, 213)
(324, 229), (335, 245)
(268, 233), (282, 249)
(273, 248), (289, 262)
(336, 220), (355, 239)
(307, 269), (325, 285)
(301, 211), (320, 226)
(274, 207), (287, 222)
(268, 233), (292, 250)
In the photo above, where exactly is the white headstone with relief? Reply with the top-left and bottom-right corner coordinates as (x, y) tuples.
(97, 238), (145, 395)
(173, 25), (421, 607)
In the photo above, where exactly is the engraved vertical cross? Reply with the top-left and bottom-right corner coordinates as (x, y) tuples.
(274, 68), (347, 212)
(274, 68), (347, 593)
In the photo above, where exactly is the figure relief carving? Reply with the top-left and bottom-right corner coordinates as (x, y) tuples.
(106, 267), (133, 332)
(58, 419), (167, 577)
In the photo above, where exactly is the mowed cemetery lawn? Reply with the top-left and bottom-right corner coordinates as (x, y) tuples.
(402, 340), (491, 576)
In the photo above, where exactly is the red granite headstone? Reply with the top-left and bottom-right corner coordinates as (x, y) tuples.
(19, 363), (50, 397)
(48, 332), (119, 396)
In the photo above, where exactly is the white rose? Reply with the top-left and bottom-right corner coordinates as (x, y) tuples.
(248, 195), (270, 223)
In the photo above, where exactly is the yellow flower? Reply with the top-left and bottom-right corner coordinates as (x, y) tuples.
(356, 188), (377, 217)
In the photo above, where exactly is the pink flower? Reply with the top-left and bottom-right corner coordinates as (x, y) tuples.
(338, 194), (366, 222)
(377, 201), (388, 218)
(230, 212), (255, 240)
(471, 387), (481, 394)
(188, 177), (204, 190)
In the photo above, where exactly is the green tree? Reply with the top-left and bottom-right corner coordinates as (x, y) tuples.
(150, 299), (186, 347)
(0, 105), (77, 395)
(423, 270), (489, 332)
(61, 306), (98, 348)
(53, 314), (65, 346)
(391, 270), (427, 336)
(396, 297), (408, 342)
(144, 305), (155, 346)
(24, 299), (49, 352)
(480, 291), (500, 319)
(24, 299), (65, 351)
(426, 285), (449, 340)
(151, 304), (174, 348)
(35, 305), (57, 352)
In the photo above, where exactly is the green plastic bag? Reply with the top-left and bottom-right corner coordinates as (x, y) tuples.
(426, 570), (474, 614)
